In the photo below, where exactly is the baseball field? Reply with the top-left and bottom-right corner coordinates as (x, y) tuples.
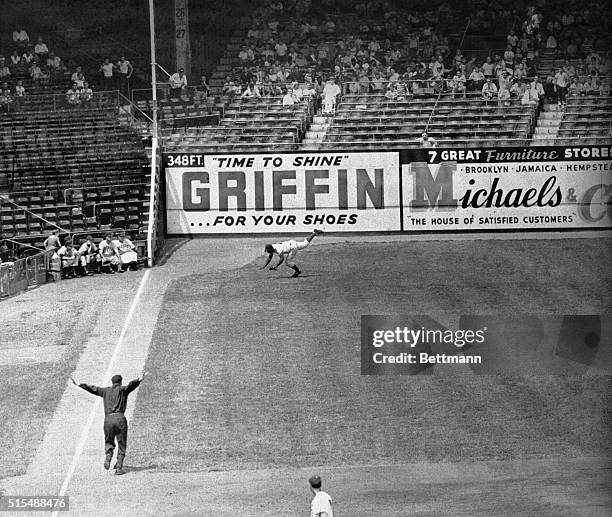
(1, 233), (611, 516)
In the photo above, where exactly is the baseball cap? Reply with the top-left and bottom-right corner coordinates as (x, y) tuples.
(309, 475), (322, 488)
(111, 374), (122, 384)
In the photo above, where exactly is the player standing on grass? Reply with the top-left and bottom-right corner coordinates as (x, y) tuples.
(309, 475), (333, 517)
(71, 372), (146, 475)
(261, 229), (323, 277)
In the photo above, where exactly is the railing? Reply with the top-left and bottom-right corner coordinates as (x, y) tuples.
(117, 91), (153, 129)
(0, 249), (53, 299)
(0, 198), (66, 233)
(63, 182), (147, 204)
(1, 90), (123, 114)
(130, 85), (203, 103)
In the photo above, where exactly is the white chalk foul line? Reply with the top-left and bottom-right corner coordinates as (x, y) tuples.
(52, 269), (151, 517)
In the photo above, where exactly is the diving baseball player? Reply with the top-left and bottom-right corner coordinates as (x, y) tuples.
(261, 229), (323, 277)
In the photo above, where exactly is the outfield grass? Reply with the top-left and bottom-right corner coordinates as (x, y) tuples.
(0, 301), (95, 479)
(129, 238), (611, 472)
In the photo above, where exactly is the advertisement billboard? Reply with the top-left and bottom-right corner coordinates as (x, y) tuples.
(165, 152), (401, 233)
(400, 146), (612, 231)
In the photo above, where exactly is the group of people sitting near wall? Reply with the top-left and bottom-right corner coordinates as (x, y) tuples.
(44, 230), (139, 280)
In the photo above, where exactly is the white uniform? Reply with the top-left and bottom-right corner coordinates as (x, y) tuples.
(311, 491), (333, 517)
(272, 239), (309, 265)
(113, 238), (138, 265)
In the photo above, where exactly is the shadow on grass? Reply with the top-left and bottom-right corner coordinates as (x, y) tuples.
(124, 463), (160, 473)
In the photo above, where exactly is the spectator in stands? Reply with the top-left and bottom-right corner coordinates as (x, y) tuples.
(77, 236), (97, 276)
(494, 55), (508, 77)
(100, 58), (116, 90)
(117, 56), (133, 96)
(0, 58), (10, 80)
(238, 45), (255, 64)
(198, 73), (210, 97)
(510, 79), (524, 98)
(57, 240), (79, 278)
(585, 50), (602, 75)
(71, 66), (84, 84)
(98, 234), (120, 274)
(468, 66), (485, 91)
(282, 87), (296, 106)
(322, 77), (341, 115)
(563, 60), (576, 80)
(30, 61), (49, 83)
(241, 82), (261, 98)
(554, 67), (570, 107)
(371, 72), (385, 93)
(503, 44), (515, 65)
(498, 83), (511, 106)
(529, 76), (545, 108)
(66, 83), (81, 106)
(584, 75), (600, 95)
(169, 68), (188, 98)
(113, 234), (138, 272)
(22, 47), (35, 66)
(222, 76), (237, 97)
(449, 69), (466, 98)
(46, 52), (66, 78)
(0, 86), (13, 112)
(14, 80), (26, 97)
(34, 36), (49, 62)
(482, 56), (495, 79)
(13, 26), (30, 49)
(292, 82), (305, 101)
(418, 132), (437, 147)
(9, 50), (21, 69)
(481, 77), (498, 100)
(80, 82), (93, 104)
(507, 28), (519, 49)
(521, 86), (538, 106)
(513, 60), (527, 81)
(453, 49), (464, 68)
(568, 77), (584, 97)
(72, 70), (86, 88)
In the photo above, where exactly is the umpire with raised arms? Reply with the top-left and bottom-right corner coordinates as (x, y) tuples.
(71, 372), (146, 475)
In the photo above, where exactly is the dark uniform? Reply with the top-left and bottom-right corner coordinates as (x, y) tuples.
(78, 374), (141, 474)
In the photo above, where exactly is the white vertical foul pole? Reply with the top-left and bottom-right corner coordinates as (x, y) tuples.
(146, 0), (159, 267)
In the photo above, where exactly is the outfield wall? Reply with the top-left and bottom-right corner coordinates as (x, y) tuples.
(164, 146), (612, 234)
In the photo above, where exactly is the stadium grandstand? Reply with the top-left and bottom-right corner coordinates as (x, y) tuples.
(0, 0), (610, 280)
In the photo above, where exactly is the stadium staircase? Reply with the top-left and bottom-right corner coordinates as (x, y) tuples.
(301, 116), (331, 151)
(531, 104), (562, 146)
